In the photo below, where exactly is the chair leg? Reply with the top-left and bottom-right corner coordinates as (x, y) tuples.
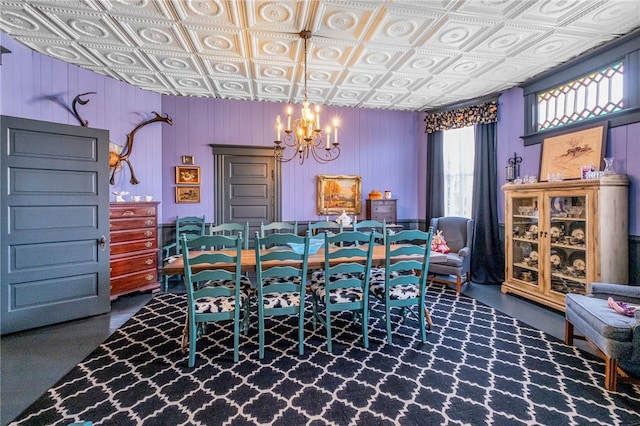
(386, 305), (393, 345)
(455, 275), (462, 293)
(326, 311), (333, 353)
(564, 320), (574, 346)
(298, 310), (305, 356)
(604, 356), (618, 392)
(424, 305), (433, 331)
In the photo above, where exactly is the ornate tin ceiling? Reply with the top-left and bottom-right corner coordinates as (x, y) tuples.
(1, 0), (638, 111)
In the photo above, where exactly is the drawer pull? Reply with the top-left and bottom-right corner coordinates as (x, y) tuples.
(144, 231), (153, 237)
(144, 209), (154, 215)
(145, 219), (154, 226)
(145, 274), (154, 281)
(123, 210), (135, 216)
(145, 242), (153, 248)
(145, 259), (154, 265)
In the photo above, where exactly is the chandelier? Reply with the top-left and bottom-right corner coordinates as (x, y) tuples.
(274, 31), (341, 164)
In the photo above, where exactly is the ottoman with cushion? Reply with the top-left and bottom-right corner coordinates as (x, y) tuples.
(565, 282), (640, 391)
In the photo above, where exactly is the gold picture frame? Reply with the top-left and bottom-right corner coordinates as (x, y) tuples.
(539, 123), (607, 181)
(175, 186), (200, 203)
(181, 155), (194, 165)
(175, 166), (200, 185)
(317, 174), (362, 215)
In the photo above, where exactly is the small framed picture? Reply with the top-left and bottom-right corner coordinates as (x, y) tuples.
(175, 166), (200, 185)
(181, 155), (194, 165)
(176, 186), (201, 203)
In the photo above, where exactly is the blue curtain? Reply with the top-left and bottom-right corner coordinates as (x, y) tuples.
(471, 122), (504, 284)
(426, 131), (444, 224)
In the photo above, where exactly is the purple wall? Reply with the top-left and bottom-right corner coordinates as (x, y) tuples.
(160, 95), (422, 223)
(497, 86), (639, 234)
(0, 34), (166, 220)
(2, 32), (637, 235)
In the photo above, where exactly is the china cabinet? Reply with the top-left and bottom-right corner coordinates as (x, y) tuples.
(502, 175), (629, 311)
(110, 202), (160, 299)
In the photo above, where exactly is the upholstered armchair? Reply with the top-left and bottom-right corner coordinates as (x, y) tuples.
(565, 283), (640, 391)
(428, 216), (474, 293)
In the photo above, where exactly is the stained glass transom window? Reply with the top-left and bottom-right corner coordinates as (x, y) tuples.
(537, 62), (623, 131)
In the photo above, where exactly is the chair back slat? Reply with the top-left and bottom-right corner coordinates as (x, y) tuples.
(210, 222), (250, 250)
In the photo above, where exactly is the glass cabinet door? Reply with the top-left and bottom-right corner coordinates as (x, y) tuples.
(510, 195), (541, 288)
(546, 194), (587, 295)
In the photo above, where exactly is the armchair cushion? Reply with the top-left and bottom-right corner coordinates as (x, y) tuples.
(565, 294), (637, 344)
(439, 253), (465, 268)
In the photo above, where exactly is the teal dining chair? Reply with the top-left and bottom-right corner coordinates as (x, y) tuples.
(254, 231), (311, 359)
(162, 215), (206, 291)
(210, 221), (250, 249)
(354, 219), (387, 276)
(307, 220), (343, 237)
(180, 234), (249, 366)
(311, 230), (375, 353)
(369, 228), (434, 345)
(208, 221), (253, 288)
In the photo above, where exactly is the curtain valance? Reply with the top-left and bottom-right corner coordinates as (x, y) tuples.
(424, 100), (498, 133)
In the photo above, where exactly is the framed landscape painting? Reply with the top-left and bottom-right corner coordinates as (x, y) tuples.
(317, 174), (362, 215)
(539, 123), (607, 181)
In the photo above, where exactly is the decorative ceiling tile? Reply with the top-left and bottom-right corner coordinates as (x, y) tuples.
(201, 59), (249, 82)
(164, 74), (213, 95)
(0, 0), (637, 111)
(419, 17), (495, 51)
(172, 0), (240, 26)
(18, 37), (102, 67)
(348, 44), (407, 71)
(185, 25), (245, 56)
(116, 17), (190, 52)
(84, 44), (153, 70)
(96, 0), (174, 19)
(338, 68), (386, 89)
(254, 80), (292, 102)
(0, 3), (67, 38)
(211, 78), (254, 98)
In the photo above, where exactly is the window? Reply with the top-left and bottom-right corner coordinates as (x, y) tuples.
(537, 62), (624, 131)
(443, 126), (474, 217)
(521, 30), (639, 145)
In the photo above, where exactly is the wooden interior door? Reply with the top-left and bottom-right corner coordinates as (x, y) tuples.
(1, 116), (111, 334)
(212, 145), (280, 249)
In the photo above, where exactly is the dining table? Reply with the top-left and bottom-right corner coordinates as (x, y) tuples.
(163, 244), (447, 276)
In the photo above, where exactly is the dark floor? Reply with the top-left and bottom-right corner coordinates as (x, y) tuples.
(0, 279), (593, 426)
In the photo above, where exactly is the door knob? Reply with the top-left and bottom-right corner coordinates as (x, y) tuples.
(98, 235), (107, 251)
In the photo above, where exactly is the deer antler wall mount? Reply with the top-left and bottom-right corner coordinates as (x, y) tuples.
(109, 111), (173, 185)
(71, 92), (96, 127)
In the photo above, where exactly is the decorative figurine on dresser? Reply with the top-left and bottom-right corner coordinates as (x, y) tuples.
(109, 200), (160, 299)
(502, 174), (629, 311)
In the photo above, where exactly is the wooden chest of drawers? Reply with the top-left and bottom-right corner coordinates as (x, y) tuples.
(110, 202), (160, 299)
(365, 199), (397, 223)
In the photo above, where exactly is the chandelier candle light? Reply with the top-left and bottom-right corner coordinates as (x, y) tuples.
(274, 31), (341, 164)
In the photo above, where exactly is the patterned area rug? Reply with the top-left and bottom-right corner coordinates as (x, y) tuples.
(11, 285), (640, 425)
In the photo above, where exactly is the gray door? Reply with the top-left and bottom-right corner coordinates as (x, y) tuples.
(1, 116), (111, 334)
(213, 145), (280, 248)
